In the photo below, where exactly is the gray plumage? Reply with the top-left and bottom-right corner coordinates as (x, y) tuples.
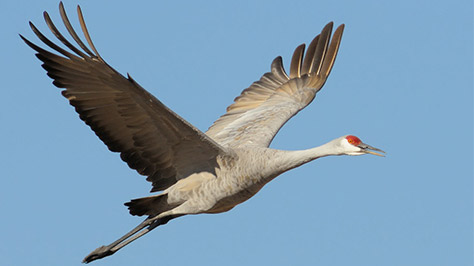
(21, 2), (384, 263)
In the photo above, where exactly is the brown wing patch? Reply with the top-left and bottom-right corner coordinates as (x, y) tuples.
(22, 3), (225, 192)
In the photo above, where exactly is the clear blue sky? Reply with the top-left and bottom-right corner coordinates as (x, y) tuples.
(1, 0), (472, 265)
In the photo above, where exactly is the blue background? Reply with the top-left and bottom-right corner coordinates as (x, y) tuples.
(1, 0), (472, 265)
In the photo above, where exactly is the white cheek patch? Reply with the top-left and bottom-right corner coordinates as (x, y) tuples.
(341, 138), (363, 154)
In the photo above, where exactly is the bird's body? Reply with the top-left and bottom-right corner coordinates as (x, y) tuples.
(22, 2), (384, 263)
(137, 137), (374, 218)
(160, 147), (314, 215)
(165, 147), (276, 215)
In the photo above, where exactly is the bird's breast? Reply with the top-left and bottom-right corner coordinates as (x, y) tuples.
(202, 152), (277, 213)
(203, 179), (266, 213)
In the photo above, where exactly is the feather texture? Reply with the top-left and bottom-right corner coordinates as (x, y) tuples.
(206, 23), (344, 147)
(21, 2), (226, 192)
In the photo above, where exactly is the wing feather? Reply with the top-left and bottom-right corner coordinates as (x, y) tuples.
(22, 3), (226, 192)
(206, 23), (344, 147)
(289, 44), (305, 78)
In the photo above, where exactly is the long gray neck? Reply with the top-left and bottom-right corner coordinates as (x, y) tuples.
(270, 138), (342, 176)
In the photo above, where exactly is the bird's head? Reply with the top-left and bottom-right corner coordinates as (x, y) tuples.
(339, 135), (385, 156)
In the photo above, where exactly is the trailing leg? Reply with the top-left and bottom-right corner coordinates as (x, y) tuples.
(82, 215), (180, 263)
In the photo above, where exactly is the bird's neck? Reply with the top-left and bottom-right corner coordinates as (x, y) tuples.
(271, 139), (342, 175)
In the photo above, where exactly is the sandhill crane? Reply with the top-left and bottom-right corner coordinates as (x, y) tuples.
(21, 2), (384, 263)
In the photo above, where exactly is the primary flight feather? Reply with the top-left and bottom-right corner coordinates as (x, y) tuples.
(21, 2), (384, 263)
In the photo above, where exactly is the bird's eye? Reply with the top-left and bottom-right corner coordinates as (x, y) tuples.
(346, 135), (361, 146)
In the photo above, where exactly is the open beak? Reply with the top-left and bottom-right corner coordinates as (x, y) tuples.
(358, 142), (385, 157)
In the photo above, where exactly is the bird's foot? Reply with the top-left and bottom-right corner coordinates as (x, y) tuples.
(82, 245), (114, 263)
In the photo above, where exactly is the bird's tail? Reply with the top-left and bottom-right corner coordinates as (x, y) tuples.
(125, 193), (177, 217)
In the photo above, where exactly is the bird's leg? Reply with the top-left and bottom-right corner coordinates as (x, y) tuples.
(82, 215), (177, 263)
(82, 218), (151, 263)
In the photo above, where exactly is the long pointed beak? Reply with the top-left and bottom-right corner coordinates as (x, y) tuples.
(358, 142), (385, 157)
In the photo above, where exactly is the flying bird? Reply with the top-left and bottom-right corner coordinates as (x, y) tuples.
(21, 2), (384, 263)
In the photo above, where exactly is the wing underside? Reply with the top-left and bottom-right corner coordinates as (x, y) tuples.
(206, 23), (344, 148)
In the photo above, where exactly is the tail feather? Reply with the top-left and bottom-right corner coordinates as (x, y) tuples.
(124, 194), (176, 217)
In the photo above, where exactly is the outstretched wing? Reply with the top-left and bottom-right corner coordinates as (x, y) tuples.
(206, 23), (344, 148)
(21, 2), (226, 192)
